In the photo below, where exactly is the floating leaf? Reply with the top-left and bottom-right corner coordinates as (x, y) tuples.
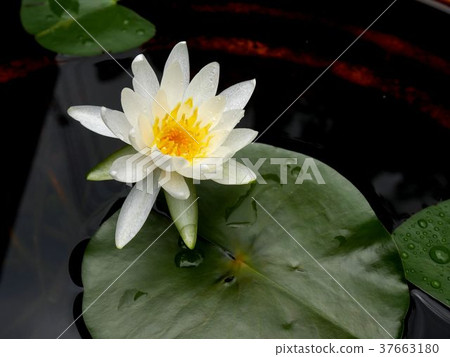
(392, 200), (450, 307)
(82, 143), (409, 338)
(20, 0), (155, 56)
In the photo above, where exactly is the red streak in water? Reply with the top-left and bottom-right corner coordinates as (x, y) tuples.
(0, 57), (54, 83)
(192, 2), (450, 75)
(184, 36), (450, 128)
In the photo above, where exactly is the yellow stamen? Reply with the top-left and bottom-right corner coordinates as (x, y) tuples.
(152, 98), (211, 162)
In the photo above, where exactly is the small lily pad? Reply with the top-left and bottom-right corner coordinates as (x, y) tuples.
(21, 0), (155, 56)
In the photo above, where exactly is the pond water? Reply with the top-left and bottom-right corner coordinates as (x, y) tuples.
(1, 0), (449, 338)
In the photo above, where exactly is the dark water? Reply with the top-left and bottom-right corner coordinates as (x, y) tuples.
(1, 0), (450, 338)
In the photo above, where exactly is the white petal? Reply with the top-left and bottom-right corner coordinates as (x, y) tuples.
(176, 157), (224, 180)
(152, 89), (171, 121)
(138, 115), (154, 147)
(150, 148), (189, 172)
(220, 79), (256, 111)
(128, 128), (146, 151)
(221, 128), (258, 155)
(132, 54), (159, 100)
(212, 109), (245, 131)
(164, 41), (189, 92)
(183, 62), (220, 106)
(205, 129), (231, 154)
(100, 107), (132, 144)
(160, 171), (190, 200)
(110, 152), (155, 183)
(116, 172), (161, 249)
(209, 146), (234, 159)
(67, 106), (115, 138)
(198, 95), (226, 126)
(160, 61), (185, 109)
(121, 88), (151, 127)
(212, 160), (256, 185)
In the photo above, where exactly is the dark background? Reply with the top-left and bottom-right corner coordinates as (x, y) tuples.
(1, 0), (449, 338)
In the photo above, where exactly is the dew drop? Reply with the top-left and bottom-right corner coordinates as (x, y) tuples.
(423, 277), (428, 281)
(406, 233), (411, 237)
(401, 252), (409, 259)
(429, 246), (450, 264)
(136, 29), (145, 36)
(434, 227), (440, 232)
(175, 250), (204, 268)
(430, 280), (441, 289)
(82, 38), (94, 47)
(439, 212), (445, 217)
(418, 219), (428, 228)
(407, 243), (415, 250)
(123, 19), (130, 25)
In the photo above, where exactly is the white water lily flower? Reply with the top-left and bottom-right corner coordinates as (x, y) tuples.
(68, 41), (257, 249)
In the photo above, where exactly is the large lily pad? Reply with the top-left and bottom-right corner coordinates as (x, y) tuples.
(392, 200), (450, 308)
(21, 0), (155, 56)
(82, 143), (409, 338)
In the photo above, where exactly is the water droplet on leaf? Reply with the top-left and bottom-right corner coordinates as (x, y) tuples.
(83, 38), (94, 47)
(418, 219), (428, 228)
(175, 250), (204, 268)
(430, 280), (441, 289)
(429, 246), (450, 264)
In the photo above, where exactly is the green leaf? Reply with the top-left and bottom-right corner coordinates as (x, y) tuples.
(86, 145), (136, 181)
(82, 143), (409, 338)
(392, 200), (450, 307)
(20, 1), (155, 56)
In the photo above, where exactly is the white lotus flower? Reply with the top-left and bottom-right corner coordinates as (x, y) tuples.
(68, 41), (257, 249)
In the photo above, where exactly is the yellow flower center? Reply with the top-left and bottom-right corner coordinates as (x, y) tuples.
(152, 98), (211, 162)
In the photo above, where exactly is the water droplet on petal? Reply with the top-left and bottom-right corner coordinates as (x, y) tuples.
(418, 219), (428, 228)
(110, 170), (118, 177)
(429, 246), (450, 264)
